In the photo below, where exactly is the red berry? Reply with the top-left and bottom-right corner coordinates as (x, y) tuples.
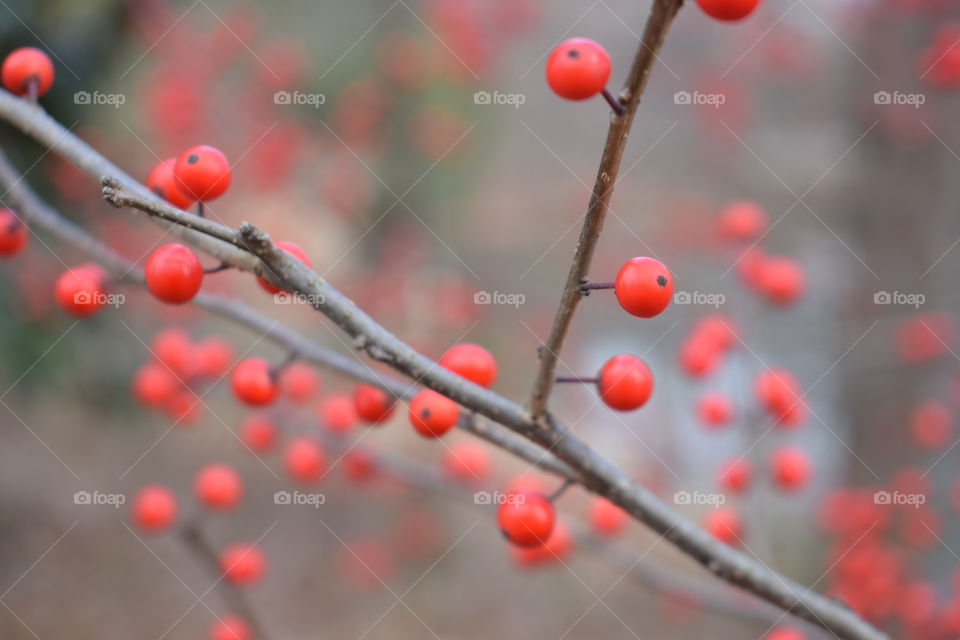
(318, 393), (358, 434)
(0, 209), (27, 257)
(195, 337), (234, 378)
(438, 343), (497, 388)
(614, 257), (674, 318)
(174, 145), (231, 201)
(679, 336), (721, 378)
(343, 448), (377, 483)
(219, 543), (264, 585)
(754, 368), (804, 425)
(764, 628), (805, 640)
(442, 441), (491, 484)
(284, 436), (326, 483)
(703, 506), (741, 545)
(512, 521), (573, 567)
(145, 243), (204, 305)
(151, 328), (194, 376)
(256, 241), (311, 294)
(132, 485), (177, 533)
(278, 362), (319, 403)
(696, 0), (761, 21)
(146, 158), (195, 209)
(770, 446), (810, 491)
(717, 457), (752, 493)
(1, 47), (54, 97)
(758, 256), (805, 305)
(497, 490), (555, 547)
(353, 384), (395, 424)
(195, 463), (242, 510)
(718, 200), (767, 240)
(132, 362), (178, 408)
(545, 38), (611, 101)
(54, 263), (107, 317)
(240, 415), (277, 452)
(210, 616), (249, 640)
(588, 497), (628, 537)
(408, 389), (459, 438)
(597, 354), (653, 411)
(230, 358), (279, 406)
(910, 401), (952, 450)
(696, 392), (732, 427)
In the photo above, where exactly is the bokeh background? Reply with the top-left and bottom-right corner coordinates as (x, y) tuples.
(0, 0), (956, 638)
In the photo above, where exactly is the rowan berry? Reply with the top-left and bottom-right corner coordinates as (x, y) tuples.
(230, 358), (279, 406)
(597, 354), (653, 411)
(497, 490), (555, 547)
(438, 343), (497, 388)
(614, 257), (674, 318)
(1, 47), (54, 97)
(408, 389), (459, 438)
(545, 38), (611, 101)
(353, 384), (395, 424)
(145, 243), (204, 304)
(174, 145), (231, 201)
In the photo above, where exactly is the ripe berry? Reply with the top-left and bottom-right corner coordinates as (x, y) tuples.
(597, 354), (653, 411)
(278, 361), (319, 403)
(497, 490), (555, 547)
(910, 401), (952, 450)
(145, 243), (204, 305)
(240, 415), (277, 452)
(343, 448), (377, 483)
(696, 0), (762, 21)
(696, 392), (732, 427)
(132, 362), (178, 408)
(132, 485), (177, 533)
(0, 209), (27, 257)
(219, 543), (265, 585)
(764, 628), (804, 640)
(353, 384), (395, 424)
(152, 328), (194, 376)
(174, 145), (231, 201)
(408, 389), (459, 438)
(195, 464), (242, 510)
(1, 47), (54, 97)
(284, 436), (326, 483)
(256, 241), (311, 294)
(703, 506), (741, 545)
(679, 336), (721, 378)
(770, 447), (811, 491)
(754, 368), (804, 426)
(614, 257), (674, 318)
(442, 441), (491, 484)
(717, 457), (752, 493)
(318, 394), (358, 434)
(512, 521), (573, 567)
(54, 263), (106, 317)
(545, 38), (611, 101)
(588, 497), (628, 537)
(195, 337), (234, 378)
(210, 616), (250, 640)
(438, 343), (497, 388)
(146, 158), (195, 209)
(718, 200), (767, 240)
(230, 358), (279, 406)
(758, 256), (805, 305)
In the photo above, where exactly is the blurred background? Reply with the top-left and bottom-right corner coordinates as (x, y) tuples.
(0, 0), (956, 638)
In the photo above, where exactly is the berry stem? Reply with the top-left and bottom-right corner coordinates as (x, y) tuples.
(269, 351), (299, 381)
(203, 261), (231, 274)
(26, 76), (38, 104)
(579, 280), (615, 295)
(196, 201), (205, 218)
(554, 376), (598, 384)
(601, 87), (625, 115)
(547, 478), (575, 502)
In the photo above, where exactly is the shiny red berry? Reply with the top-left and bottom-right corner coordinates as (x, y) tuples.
(1, 47), (54, 97)
(257, 241), (311, 294)
(195, 463), (242, 510)
(54, 263), (107, 317)
(318, 393), (358, 434)
(284, 436), (326, 483)
(132, 485), (177, 533)
(240, 415), (277, 452)
(146, 158), (195, 209)
(230, 358), (278, 406)
(545, 38), (611, 101)
(770, 446), (811, 491)
(497, 490), (555, 547)
(219, 543), (265, 585)
(597, 354), (653, 411)
(696, 0), (762, 22)
(174, 145), (231, 201)
(0, 209), (27, 257)
(614, 257), (674, 318)
(512, 521), (573, 567)
(408, 389), (459, 438)
(210, 616), (250, 640)
(353, 384), (395, 424)
(438, 343), (497, 388)
(145, 243), (204, 304)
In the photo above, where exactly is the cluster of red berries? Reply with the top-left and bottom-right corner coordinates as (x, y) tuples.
(146, 145), (231, 208)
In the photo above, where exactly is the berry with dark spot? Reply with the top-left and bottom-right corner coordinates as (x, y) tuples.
(545, 38), (611, 101)
(614, 257), (674, 318)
